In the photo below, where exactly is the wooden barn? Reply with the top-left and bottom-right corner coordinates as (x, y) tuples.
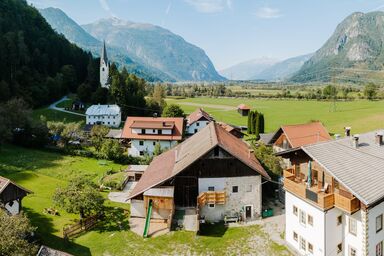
(237, 104), (251, 116)
(0, 176), (32, 215)
(128, 122), (270, 237)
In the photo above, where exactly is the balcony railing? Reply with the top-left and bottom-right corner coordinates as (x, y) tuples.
(334, 193), (360, 214)
(283, 168), (360, 213)
(197, 191), (226, 207)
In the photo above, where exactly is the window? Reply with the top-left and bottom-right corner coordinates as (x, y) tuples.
(308, 242), (313, 254)
(293, 232), (298, 242)
(232, 186), (238, 193)
(337, 243), (342, 254)
(141, 129), (145, 134)
(377, 241), (383, 256)
(214, 147), (220, 156)
(208, 186), (215, 191)
(377, 215), (383, 233)
(139, 151), (144, 156)
(293, 205), (298, 216)
(158, 129), (162, 135)
(299, 210), (306, 225)
(194, 129), (198, 133)
(153, 142), (156, 146)
(197, 122), (200, 127)
(349, 217), (357, 236)
(246, 185), (252, 192)
(308, 215), (313, 226)
(208, 203), (215, 208)
(139, 141), (144, 146)
(349, 246), (357, 256)
(300, 237), (306, 251)
(153, 129), (156, 133)
(337, 215), (342, 225)
(108, 122), (110, 125)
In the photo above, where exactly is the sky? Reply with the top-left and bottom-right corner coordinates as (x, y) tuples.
(28, 0), (384, 70)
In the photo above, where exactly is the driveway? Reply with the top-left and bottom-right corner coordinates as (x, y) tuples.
(49, 96), (86, 117)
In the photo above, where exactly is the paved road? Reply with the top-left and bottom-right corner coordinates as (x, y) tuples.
(48, 96), (86, 117)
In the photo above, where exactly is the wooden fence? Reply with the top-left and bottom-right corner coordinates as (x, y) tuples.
(63, 214), (101, 239)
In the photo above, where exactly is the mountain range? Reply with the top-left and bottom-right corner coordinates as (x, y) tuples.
(39, 8), (225, 82)
(219, 58), (278, 80)
(291, 11), (384, 83)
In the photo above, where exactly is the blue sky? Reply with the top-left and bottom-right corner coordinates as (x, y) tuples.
(28, 0), (384, 70)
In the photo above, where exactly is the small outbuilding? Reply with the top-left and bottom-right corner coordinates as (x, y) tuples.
(237, 104), (251, 116)
(0, 176), (32, 215)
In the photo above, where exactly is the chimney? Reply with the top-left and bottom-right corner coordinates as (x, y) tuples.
(352, 134), (360, 148)
(345, 127), (351, 137)
(334, 134), (341, 140)
(375, 132), (383, 146)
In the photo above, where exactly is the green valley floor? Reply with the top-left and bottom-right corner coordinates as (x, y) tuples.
(0, 144), (290, 256)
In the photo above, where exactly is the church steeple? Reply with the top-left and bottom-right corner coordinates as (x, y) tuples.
(100, 40), (110, 89)
(101, 40), (108, 65)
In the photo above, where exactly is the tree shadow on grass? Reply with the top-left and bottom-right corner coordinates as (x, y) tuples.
(198, 222), (228, 237)
(24, 207), (91, 256)
(94, 206), (130, 233)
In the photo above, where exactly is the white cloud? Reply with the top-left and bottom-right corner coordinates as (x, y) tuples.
(254, 7), (282, 19)
(99, 0), (117, 17)
(185, 0), (232, 13)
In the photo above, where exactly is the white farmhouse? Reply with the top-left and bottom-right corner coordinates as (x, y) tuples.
(85, 104), (121, 127)
(279, 131), (384, 256)
(186, 108), (213, 135)
(121, 116), (184, 157)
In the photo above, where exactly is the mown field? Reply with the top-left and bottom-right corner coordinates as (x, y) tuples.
(0, 144), (290, 256)
(167, 97), (384, 134)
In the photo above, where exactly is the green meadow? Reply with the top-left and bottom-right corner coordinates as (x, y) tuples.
(167, 97), (384, 134)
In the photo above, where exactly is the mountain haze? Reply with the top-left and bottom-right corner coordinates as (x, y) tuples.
(256, 53), (313, 81)
(82, 18), (225, 82)
(219, 58), (278, 80)
(291, 11), (384, 83)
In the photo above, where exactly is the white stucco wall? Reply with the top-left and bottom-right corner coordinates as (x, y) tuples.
(285, 191), (326, 256)
(198, 176), (261, 222)
(4, 200), (20, 215)
(343, 211), (363, 256)
(187, 121), (210, 135)
(366, 201), (384, 256)
(100, 60), (109, 88)
(86, 113), (121, 127)
(129, 139), (177, 157)
(325, 207), (343, 256)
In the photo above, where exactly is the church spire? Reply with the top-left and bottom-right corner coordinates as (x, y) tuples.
(101, 40), (108, 65)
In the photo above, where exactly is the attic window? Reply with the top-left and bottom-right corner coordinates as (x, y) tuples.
(232, 186), (238, 193)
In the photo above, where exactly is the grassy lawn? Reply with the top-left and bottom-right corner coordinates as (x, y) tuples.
(167, 97), (384, 134)
(33, 108), (84, 123)
(0, 144), (290, 255)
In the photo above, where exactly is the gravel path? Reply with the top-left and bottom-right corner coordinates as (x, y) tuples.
(48, 96), (86, 117)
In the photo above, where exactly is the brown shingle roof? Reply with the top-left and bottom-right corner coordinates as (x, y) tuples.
(128, 122), (270, 199)
(280, 122), (332, 148)
(121, 116), (184, 141)
(187, 108), (214, 126)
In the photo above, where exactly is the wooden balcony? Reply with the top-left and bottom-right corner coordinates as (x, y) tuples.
(334, 192), (360, 214)
(284, 173), (334, 210)
(197, 191), (226, 207)
(284, 168), (361, 213)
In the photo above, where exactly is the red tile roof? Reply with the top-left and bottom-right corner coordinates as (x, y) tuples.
(280, 122), (332, 148)
(128, 122), (270, 199)
(187, 108), (214, 126)
(237, 104), (251, 110)
(121, 116), (184, 141)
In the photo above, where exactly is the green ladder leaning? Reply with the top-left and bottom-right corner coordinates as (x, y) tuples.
(143, 200), (153, 238)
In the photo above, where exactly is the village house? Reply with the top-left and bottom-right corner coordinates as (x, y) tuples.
(0, 176), (31, 215)
(278, 130), (384, 256)
(237, 104), (251, 116)
(127, 122), (270, 237)
(264, 121), (332, 153)
(186, 108), (214, 135)
(217, 122), (245, 139)
(85, 104), (121, 128)
(122, 116), (184, 157)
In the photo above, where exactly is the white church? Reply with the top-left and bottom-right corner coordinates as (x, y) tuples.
(100, 41), (110, 88)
